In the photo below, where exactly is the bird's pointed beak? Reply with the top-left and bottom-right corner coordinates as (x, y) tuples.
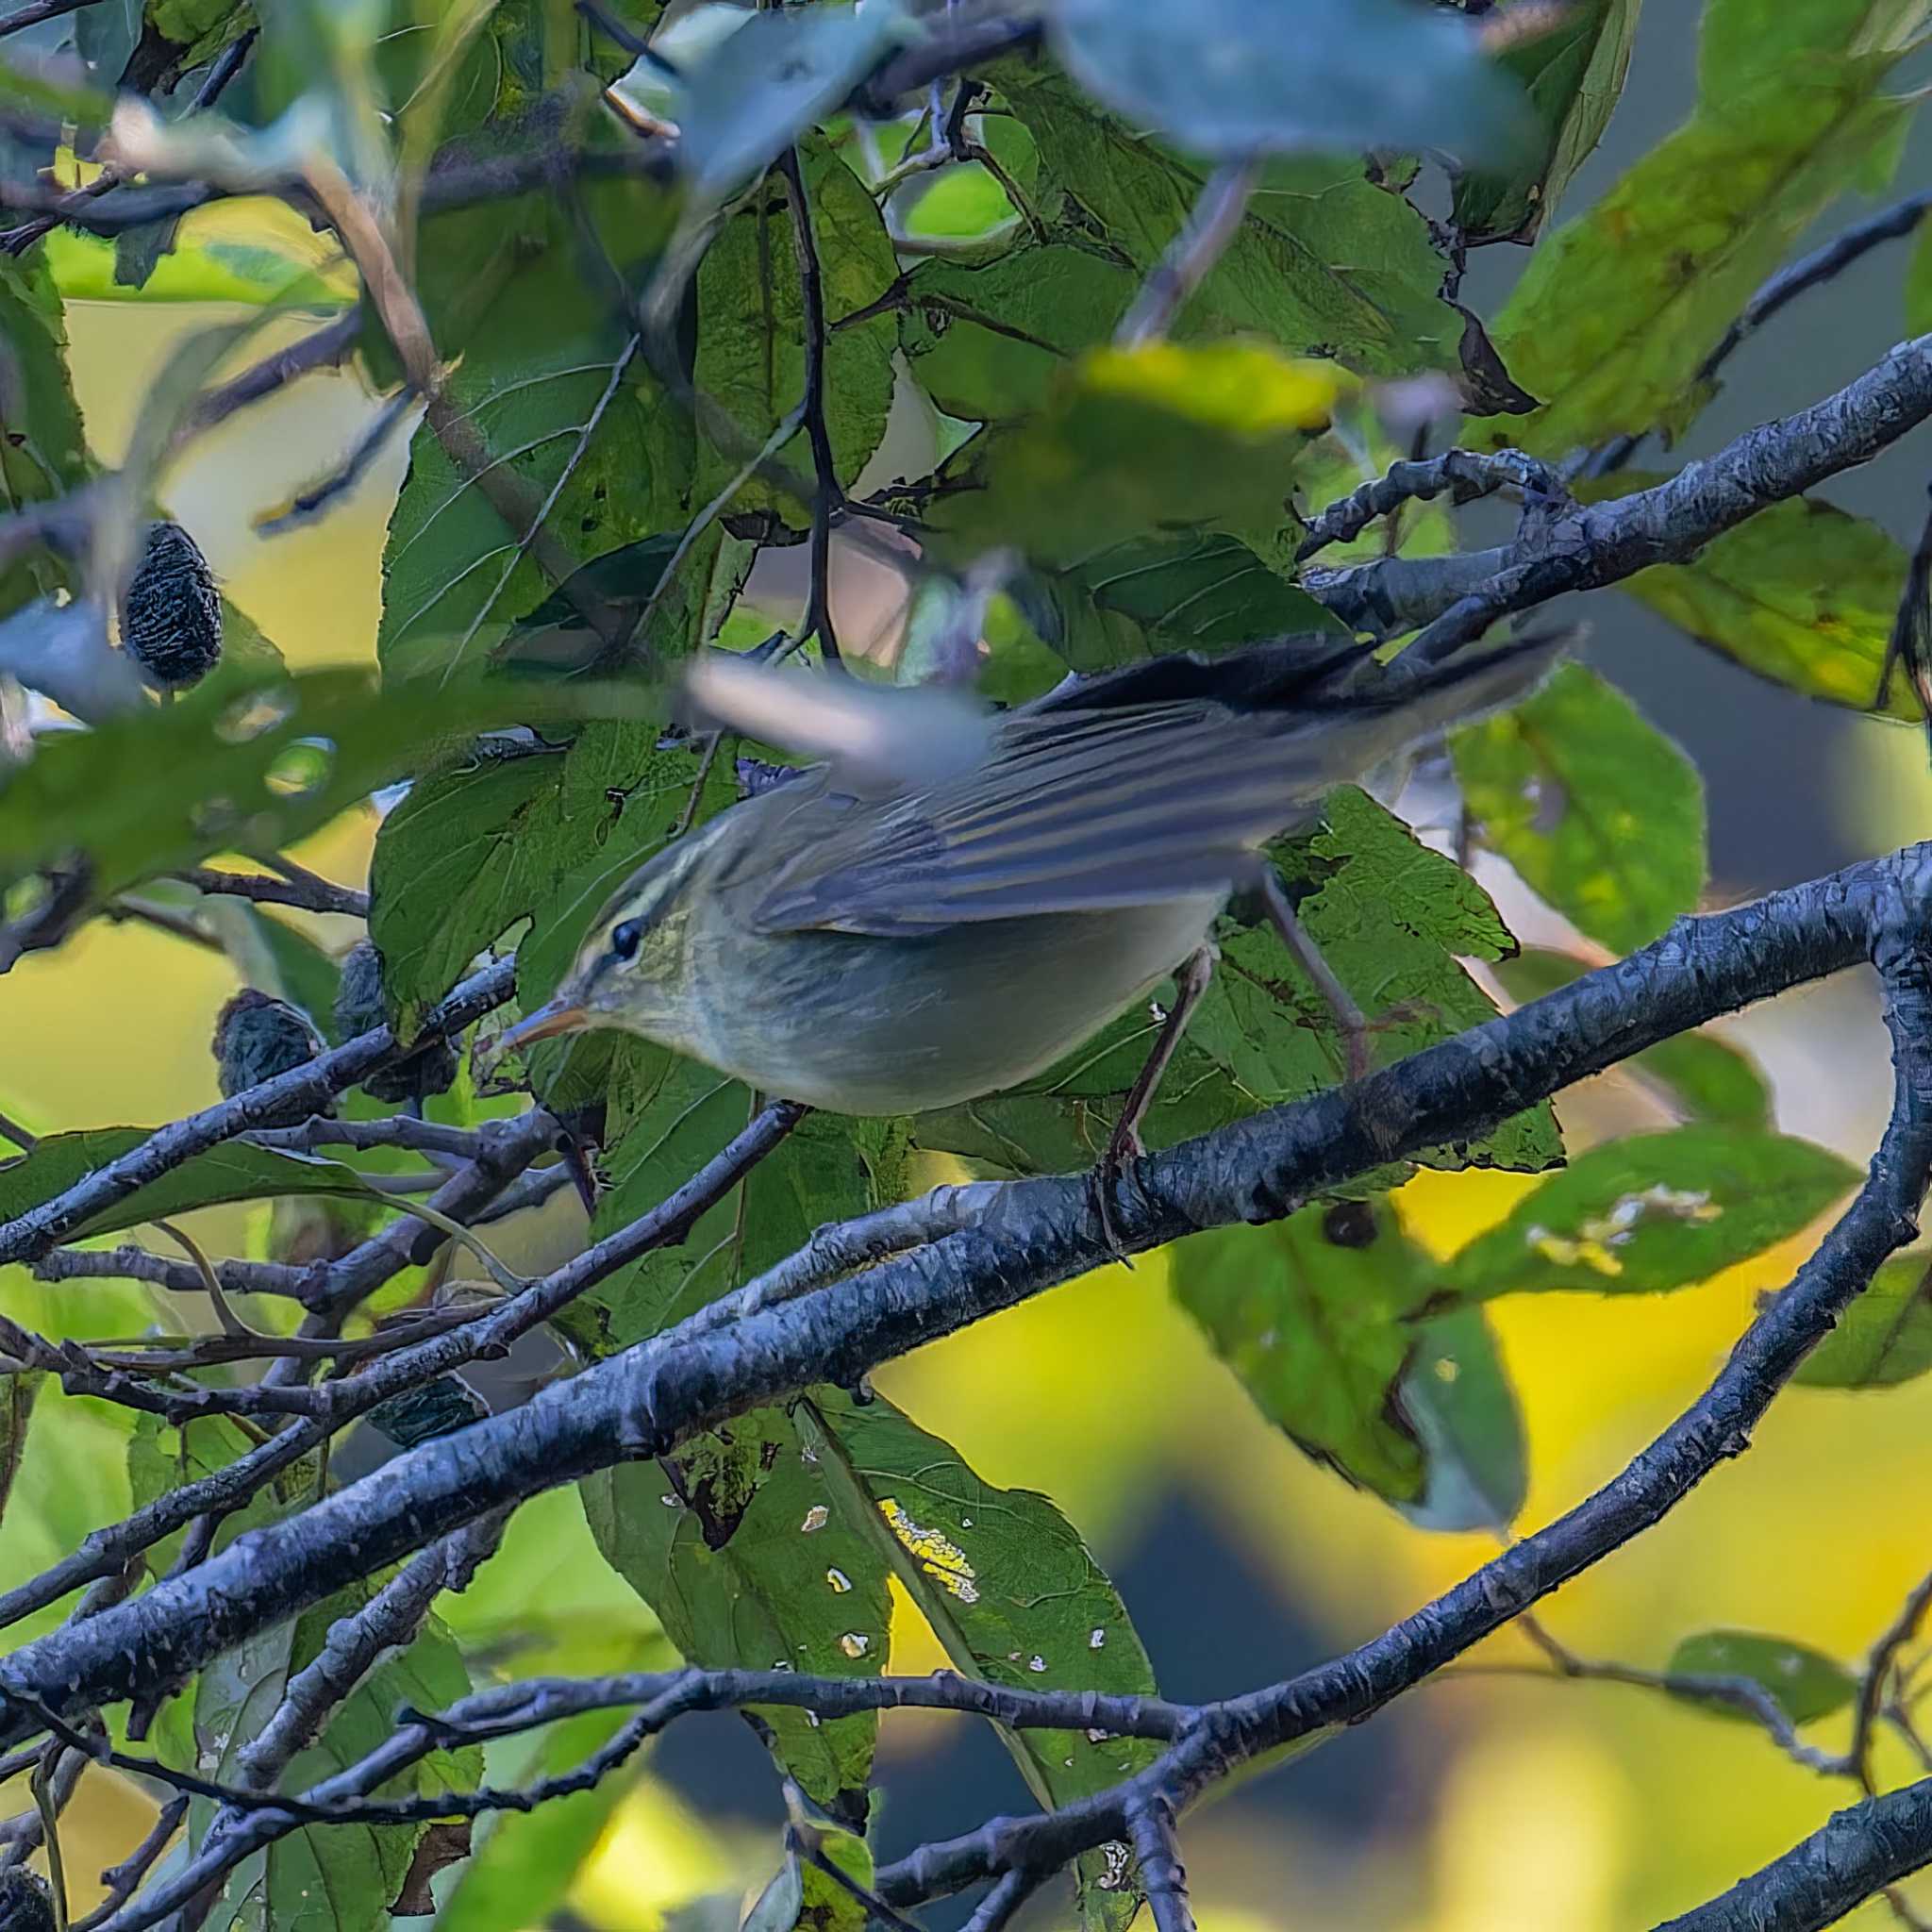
(493, 997), (593, 1054)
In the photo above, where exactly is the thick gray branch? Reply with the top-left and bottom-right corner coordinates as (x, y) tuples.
(0, 845), (1922, 1745)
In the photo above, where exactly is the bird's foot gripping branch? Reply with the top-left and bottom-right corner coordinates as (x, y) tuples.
(0, 848), (1930, 1931)
(10, 0), (1932, 1926)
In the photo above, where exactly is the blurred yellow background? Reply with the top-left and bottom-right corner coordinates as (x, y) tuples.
(7, 252), (1932, 1931)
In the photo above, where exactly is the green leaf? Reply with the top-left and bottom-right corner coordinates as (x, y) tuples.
(692, 141), (899, 524)
(1795, 1253), (1932, 1388)
(1199, 785), (1563, 1174)
(742, 1830), (874, 1932)
(0, 1386), (135, 1642)
(801, 1392), (1159, 1929)
(1607, 491), (1917, 721)
(192, 1591), (476, 1932)
(0, 1131), (378, 1242)
(1037, 533), (1347, 675)
(432, 1707), (634, 1932)
(575, 1055), (908, 1352)
(1664, 1630), (1857, 1727)
(671, 3), (906, 204)
(997, 63), (1466, 376)
(0, 659), (651, 902)
(1174, 1198), (1524, 1526)
(1488, 3), (1924, 455)
(1452, 661), (1706, 955)
(1444, 1124), (1858, 1300)
(376, 308), (689, 680)
(0, 256), (89, 620)
(1051, 0), (1532, 166)
(917, 786), (1560, 1180)
(370, 730), (731, 1036)
(931, 341), (1338, 568)
(898, 244), (1137, 424)
(1493, 948), (1773, 1131)
(581, 1421), (890, 1827)
(574, 1071), (908, 1824)
(1453, 0), (1641, 245)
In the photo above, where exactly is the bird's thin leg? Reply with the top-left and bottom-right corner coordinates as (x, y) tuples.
(1091, 945), (1217, 1257)
(1254, 866), (1372, 1083)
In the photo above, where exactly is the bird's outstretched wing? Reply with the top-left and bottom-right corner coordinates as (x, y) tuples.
(742, 633), (1564, 938)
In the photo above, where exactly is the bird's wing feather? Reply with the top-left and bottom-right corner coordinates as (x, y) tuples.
(744, 634), (1566, 938)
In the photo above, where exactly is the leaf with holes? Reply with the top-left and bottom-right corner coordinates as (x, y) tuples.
(192, 1591), (477, 1932)
(1445, 1125), (1857, 1299)
(1453, 662), (1706, 955)
(581, 1421), (890, 1830)
(802, 1391), (1159, 1929)
(1796, 1253), (1932, 1388)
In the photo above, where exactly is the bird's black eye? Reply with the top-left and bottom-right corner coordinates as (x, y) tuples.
(609, 918), (644, 961)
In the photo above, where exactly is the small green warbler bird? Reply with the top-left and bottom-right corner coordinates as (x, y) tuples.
(495, 635), (1560, 1125)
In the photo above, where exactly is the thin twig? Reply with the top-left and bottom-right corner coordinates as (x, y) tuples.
(777, 146), (843, 668)
(1115, 158), (1259, 347)
(172, 865), (369, 919)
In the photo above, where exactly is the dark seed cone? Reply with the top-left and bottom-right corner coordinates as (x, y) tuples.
(366, 1375), (487, 1448)
(123, 519), (222, 691)
(212, 989), (326, 1124)
(0, 1868), (55, 1932)
(334, 940), (458, 1103)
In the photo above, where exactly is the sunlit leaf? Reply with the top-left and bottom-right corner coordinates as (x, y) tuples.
(1452, 662), (1706, 955)
(1488, 0), (1924, 455)
(1608, 491), (1916, 720)
(932, 342), (1339, 568)
(1665, 1629), (1857, 1726)
(1445, 1125), (1857, 1299)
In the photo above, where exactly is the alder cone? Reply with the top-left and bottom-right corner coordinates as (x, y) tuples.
(122, 520), (222, 691)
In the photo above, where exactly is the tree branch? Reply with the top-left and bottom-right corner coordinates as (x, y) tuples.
(1308, 332), (1932, 663)
(1653, 1778), (1932, 1932)
(0, 847), (1923, 1745)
